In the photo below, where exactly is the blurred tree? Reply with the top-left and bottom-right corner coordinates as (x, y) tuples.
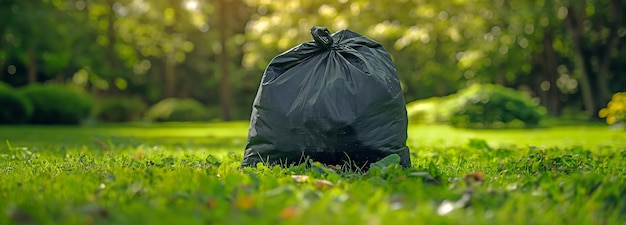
(92, 0), (251, 120)
(0, 0), (111, 89)
(217, 0), (232, 120)
(243, 0), (502, 99)
(242, 0), (626, 119)
(108, 0), (197, 97)
(0, 0), (15, 80)
(1, 0), (77, 84)
(2, 0), (625, 121)
(565, 0), (624, 118)
(477, 0), (566, 116)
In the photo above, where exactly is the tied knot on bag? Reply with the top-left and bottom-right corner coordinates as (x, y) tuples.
(311, 26), (334, 49)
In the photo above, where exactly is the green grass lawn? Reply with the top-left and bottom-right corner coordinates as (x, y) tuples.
(1, 122), (625, 225)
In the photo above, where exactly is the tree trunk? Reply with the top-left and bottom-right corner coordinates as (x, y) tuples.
(55, 73), (64, 82)
(542, 28), (561, 116)
(162, 0), (179, 98)
(0, 56), (4, 81)
(218, 0), (233, 121)
(595, 0), (623, 105)
(107, 0), (119, 93)
(27, 48), (37, 84)
(163, 54), (176, 98)
(566, 2), (597, 119)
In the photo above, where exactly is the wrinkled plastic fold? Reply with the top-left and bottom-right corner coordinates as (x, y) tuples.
(242, 27), (410, 168)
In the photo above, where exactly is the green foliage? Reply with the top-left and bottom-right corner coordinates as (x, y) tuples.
(96, 96), (146, 122)
(0, 82), (12, 90)
(369, 154), (401, 170)
(0, 123), (625, 224)
(18, 84), (94, 124)
(406, 96), (451, 124)
(447, 84), (545, 128)
(2, 0), (625, 122)
(145, 98), (214, 122)
(599, 92), (626, 126)
(406, 84), (545, 128)
(0, 82), (33, 124)
(242, 0), (553, 100)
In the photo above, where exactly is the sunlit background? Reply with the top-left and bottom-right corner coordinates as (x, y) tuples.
(0, 0), (624, 122)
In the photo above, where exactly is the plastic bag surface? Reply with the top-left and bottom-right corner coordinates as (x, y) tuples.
(242, 26), (410, 168)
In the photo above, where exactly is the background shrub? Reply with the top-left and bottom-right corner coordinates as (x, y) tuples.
(0, 82), (12, 90)
(145, 98), (214, 122)
(19, 84), (94, 124)
(446, 84), (545, 128)
(599, 92), (626, 126)
(97, 96), (146, 122)
(406, 96), (450, 124)
(0, 82), (33, 124)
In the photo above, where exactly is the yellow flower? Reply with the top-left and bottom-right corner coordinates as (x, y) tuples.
(601, 92), (626, 125)
(598, 108), (609, 118)
(607, 116), (617, 125)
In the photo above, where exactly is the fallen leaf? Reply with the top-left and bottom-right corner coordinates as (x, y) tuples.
(207, 198), (217, 209)
(437, 200), (456, 215)
(437, 191), (473, 215)
(234, 195), (255, 210)
(279, 206), (298, 219)
(464, 171), (485, 186)
(133, 152), (144, 159)
(291, 175), (334, 189)
(291, 175), (310, 183)
(314, 179), (334, 189)
(92, 137), (110, 152)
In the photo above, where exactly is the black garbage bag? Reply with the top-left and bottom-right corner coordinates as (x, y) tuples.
(242, 26), (410, 168)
